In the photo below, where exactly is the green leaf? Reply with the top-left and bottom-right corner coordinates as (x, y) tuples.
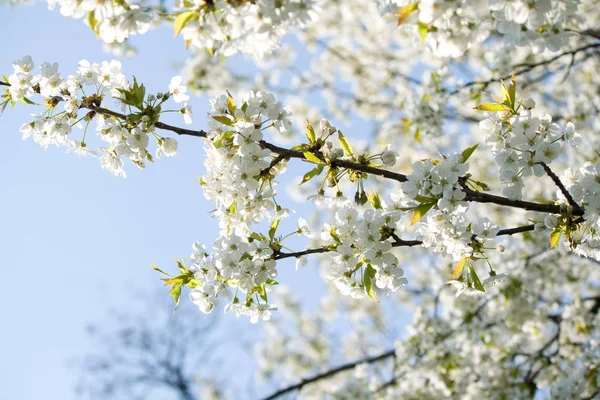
(338, 131), (354, 157)
(500, 81), (509, 105)
(303, 151), (322, 164)
(364, 265), (378, 301)
(255, 284), (268, 302)
(460, 144), (479, 163)
(169, 283), (183, 310)
(414, 127), (421, 143)
(452, 257), (467, 279)
(211, 115), (234, 126)
(411, 202), (435, 226)
(0, 99), (9, 116)
(176, 259), (187, 274)
(507, 74), (516, 108)
(330, 228), (341, 243)
(300, 164), (324, 185)
(150, 263), (171, 276)
(368, 192), (383, 210)
(227, 202), (237, 215)
(269, 218), (280, 240)
(174, 10), (197, 37)
(550, 229), (561, 249)
(417, 21), (429, 41)
(134, 84), (145, 108)
(305, 120), (316, 144)
(468, 263), (486, 292)
(291, 144), (309, 151)
(473, 103), (510, 112)
(394, 3), (418, 25)
(226, 90), (236, 114)
(265, 278), (279, 285)
(86, 11), (99, 36)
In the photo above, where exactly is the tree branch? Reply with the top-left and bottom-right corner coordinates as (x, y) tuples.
(274, 223), (538, 262)
(450, 42), (600, 95)
(261, 350), (395, 400)
(12, 87), (589, 220)
(538, 162), (579, 208)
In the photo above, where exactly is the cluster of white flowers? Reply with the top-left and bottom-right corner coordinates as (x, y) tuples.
(403, 153), (468, 211)
(5, 56), (187, 177)
(201, 90), (292, 235)
(319, 199), (408, 299)
(47, 0), (152, 43)
(491, 0), (580, 53)
(481, 100), (580, 200)
(376, 0), (581, 58)
(417, 210), (473, 262)
(179, 0), (320, 58)
(186, 91), (296, 321)
(188, 238), (278, 323)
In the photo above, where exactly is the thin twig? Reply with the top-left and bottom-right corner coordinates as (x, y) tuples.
(537, 162), (579, 208)
(261, 350), (395, 400)
(449, 42), (600, 95)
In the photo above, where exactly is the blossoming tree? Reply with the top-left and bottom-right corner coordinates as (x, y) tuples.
(3, 0), (600, 398)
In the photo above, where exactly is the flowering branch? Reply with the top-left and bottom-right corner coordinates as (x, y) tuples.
(85, 103), (585, 218)
(275, 222), (538, 263)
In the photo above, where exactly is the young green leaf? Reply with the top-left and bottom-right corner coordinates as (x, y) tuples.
(226, 90), (236, 114)
(460, 144), (479, 163)
(417, 21), (429, 41)
(255, 284), (268, 302)
(269, 218), (280, 240)
(411, 202), (435, 226)
(169, 283), (183, 309)
(227, 202), (237, 215)
(303, 151), (322, 164)
(473, 103), (510, 112)
(86, 11), (99, 36)
(550, 229), (562, 249)
(300, 164), (324, 184)
(305, 120), (316, 144)
(338, 131), (354, 157)
(452, 257), (467, 279)
(364, 265), (378, 301)
(507, 74), (516, 108)
(173, 10), (197, 37)
(150, 263), (171, 276)
(368, 191), (383, 209)
(469, 263), (486, 292)
(211, 115), (235, 126)
(394, 3), (418, 25)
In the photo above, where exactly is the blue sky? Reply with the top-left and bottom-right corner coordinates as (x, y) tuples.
(0, 5), (228, 399)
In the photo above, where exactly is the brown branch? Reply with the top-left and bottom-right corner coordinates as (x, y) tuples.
(6, 85), (587, 220)
(261, 350), (395, 400)
(461, 186), (584, 216)
(450, 42), (600, 95)
(273, 247), (331, 260)
(260, 153), (289, 178)
(537, 162), (579, 208)
(274, 223), (539, 262)
(84, 104), (208, 138)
